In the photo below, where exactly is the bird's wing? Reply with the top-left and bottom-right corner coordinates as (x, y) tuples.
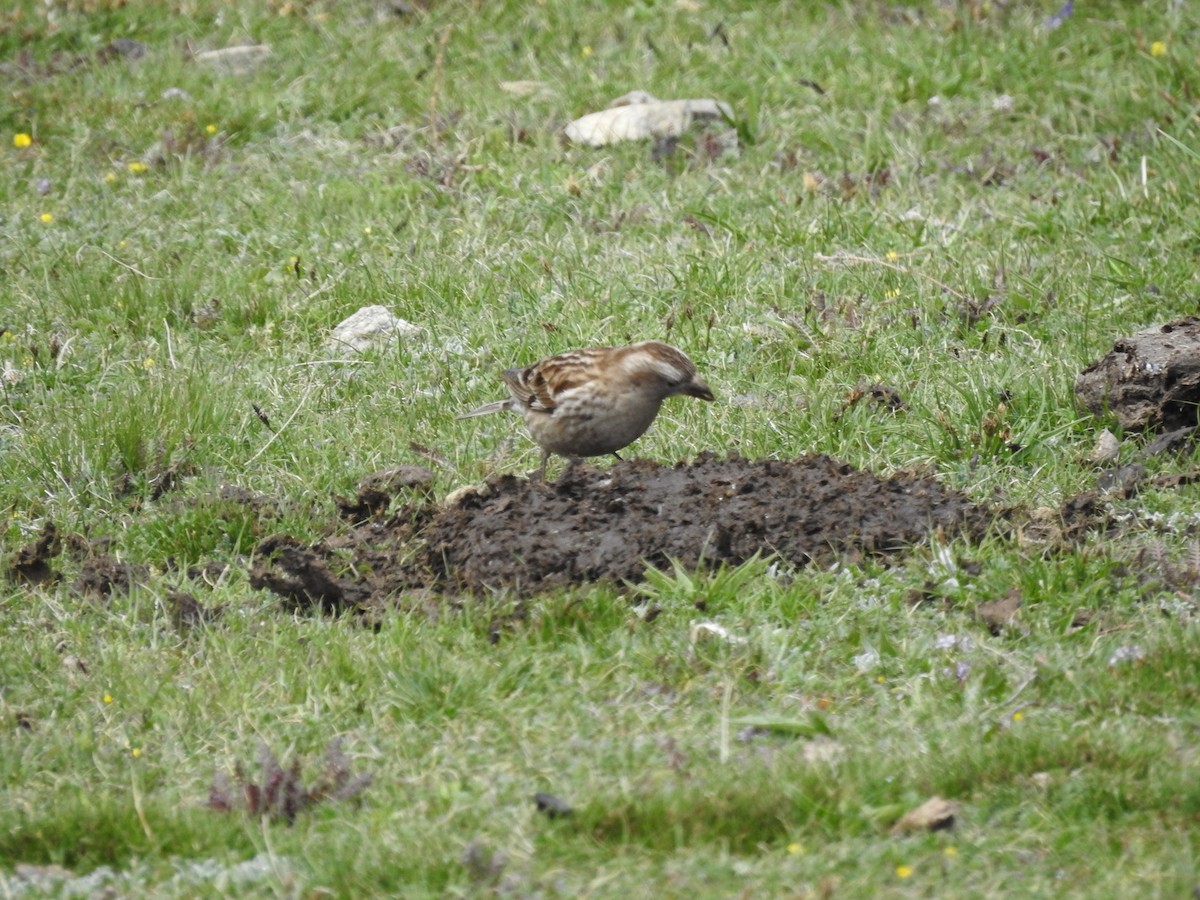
(503, 351), (604, 414)
(502, 367), (559, 413)
(501, 369), (539, 410)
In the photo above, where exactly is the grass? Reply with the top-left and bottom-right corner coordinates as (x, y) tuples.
(3, 0), (1200, 895)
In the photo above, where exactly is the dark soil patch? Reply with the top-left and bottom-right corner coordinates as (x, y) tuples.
(7, 522), (61, 586)
(73, 554), (149, 598)
(166, 590), (225, 630)
(249, 535), (376, 613)
(1076, 316), (1200, 432)
(334, 465), (434, 522)
(122, 455), (198, 502)
(249, 453), (1004, 608)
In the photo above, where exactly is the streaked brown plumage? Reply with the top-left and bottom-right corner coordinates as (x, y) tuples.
(459, 341), (715, 479)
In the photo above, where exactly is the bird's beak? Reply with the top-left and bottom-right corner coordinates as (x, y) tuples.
(684, 379), (715, 402)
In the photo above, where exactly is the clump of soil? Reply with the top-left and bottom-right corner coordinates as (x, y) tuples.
(7, 522), (61, 586)
(1076, 316), (1200, 432)
(249, 535), (376, 613)
(249, 453), (1002, 607)
(334, 465), (434, 522)
(166, 590), (225, 630)
(7, 525), (149, 598)
(73, 554), (149, 598)
(422, 453), (997, 594)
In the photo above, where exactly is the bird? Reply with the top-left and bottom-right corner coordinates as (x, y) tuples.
(459, 340), (715, 480)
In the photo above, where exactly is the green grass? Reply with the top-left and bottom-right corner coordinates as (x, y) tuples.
(4, 0), (1200, 895)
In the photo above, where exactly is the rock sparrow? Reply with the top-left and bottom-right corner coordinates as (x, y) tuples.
(460, 341), (715, 479)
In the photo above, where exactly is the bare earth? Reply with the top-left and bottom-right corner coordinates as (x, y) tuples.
(249, 453), (1000, 606)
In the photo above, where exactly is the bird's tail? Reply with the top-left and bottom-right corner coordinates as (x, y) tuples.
(456, 398), (514, 420)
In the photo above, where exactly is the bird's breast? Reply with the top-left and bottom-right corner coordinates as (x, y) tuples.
(522, 389), (663, 457)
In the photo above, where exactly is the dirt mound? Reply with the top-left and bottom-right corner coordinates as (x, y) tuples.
(6, 524), (149, 599)
(1076, 316), (1200, 432)
(73, 554), (149, 598)
(7, 522), (61, 586)
(250, 453), (1001, 606)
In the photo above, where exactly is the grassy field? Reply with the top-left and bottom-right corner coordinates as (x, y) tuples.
(3, 0), (1200, 896)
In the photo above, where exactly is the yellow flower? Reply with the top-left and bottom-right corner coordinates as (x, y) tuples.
(787, 842), (803, 854)
(581, 45), (593, 58)
(1012, 711), (1023, 721)
(131, 747), (142, 758)
(104, 171), (118, 184)
(363, 226), (372, 235)
(1150, 41), (1167, 57)
(885, 251), (900, 261)
(13, 133), (32, 148)
(39, 212), (53, 223)
(896, 865), (914, 879)
(103, 694), (114, 704)
(876, 675), (886, 683)
(142, 357), (155, 369)
(128, 161), (148, 174)
(944, 846), (958, 858)
(206, 123), (218, 134)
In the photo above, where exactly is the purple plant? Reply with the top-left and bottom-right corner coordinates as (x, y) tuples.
(207, 738), (372, 825)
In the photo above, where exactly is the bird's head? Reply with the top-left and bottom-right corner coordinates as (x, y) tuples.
(620, 341), (715, 402)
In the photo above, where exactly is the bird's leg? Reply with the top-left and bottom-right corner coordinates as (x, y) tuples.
(611, 451), (623, 462)
(556, 457), (580, 481)
(532, 449), (550, 483)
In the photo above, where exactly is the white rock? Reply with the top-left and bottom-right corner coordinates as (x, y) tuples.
(328, 305), (420, 354)
(689, 621), (746, 646)
(444, 484), (486, 507)
(499, 80), (550, 96)
(193, 45), (272, 76)
(564, 92), (734, 146)
(1089, 428), (1120, 464)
